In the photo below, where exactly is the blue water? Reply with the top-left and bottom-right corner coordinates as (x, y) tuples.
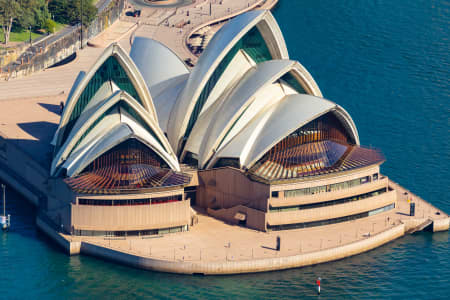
(1, 0), (449, 298)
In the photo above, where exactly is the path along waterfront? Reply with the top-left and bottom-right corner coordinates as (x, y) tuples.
(41, 181), (448, 275)
(0, 0), (448, 276)
(0, 0), (277, 100)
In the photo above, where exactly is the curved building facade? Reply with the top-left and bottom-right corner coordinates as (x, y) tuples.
(51, 10), (396, 236)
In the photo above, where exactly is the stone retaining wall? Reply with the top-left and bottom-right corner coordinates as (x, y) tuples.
(1, 0), (126, 80)
(36, 216), (81, 255)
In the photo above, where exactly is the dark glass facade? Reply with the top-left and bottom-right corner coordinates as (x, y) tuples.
(183, 27), (273, 146)
(268, 203), (395, 231)
(62, 56), (143, 146)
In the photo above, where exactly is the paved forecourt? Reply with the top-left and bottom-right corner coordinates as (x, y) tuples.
(53, 185), (448, 275)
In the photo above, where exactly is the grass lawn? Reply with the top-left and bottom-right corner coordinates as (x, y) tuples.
(0, 29), (42, 43)
(0, 22), (67, 44)
(54, 22), (66, 32)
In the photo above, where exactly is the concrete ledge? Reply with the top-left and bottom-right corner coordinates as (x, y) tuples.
(80, 224), (405, 275)
(402, 218), (429, 232)
(433, 218), (450, 232)
(36, 216), (81, 255)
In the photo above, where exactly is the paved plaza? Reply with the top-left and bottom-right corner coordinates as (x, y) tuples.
(1, 0), (448, 274)
(68, 184), (447, 264)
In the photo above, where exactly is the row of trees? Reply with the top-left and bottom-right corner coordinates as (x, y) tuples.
(49, 0), (97, 27)
(0, 0), (97, 45)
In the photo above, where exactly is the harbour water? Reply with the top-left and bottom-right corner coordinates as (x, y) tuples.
(1, 0), (449, 298)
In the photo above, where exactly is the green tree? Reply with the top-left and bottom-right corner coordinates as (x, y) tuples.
(45, 18), (56, 33)
(15, 0), (50, 30)
(49, 0), (97, 26)
(0, 0), (22, 45)
(48, 0), (69, 24)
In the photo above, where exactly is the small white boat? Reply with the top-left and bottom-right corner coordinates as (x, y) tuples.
(0, 215), (10, 230)
(1, 184), (9, 230)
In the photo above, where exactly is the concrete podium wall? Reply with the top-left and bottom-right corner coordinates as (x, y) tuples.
(71, 199), (191, 231)
(267, 190), (396, 226)
(197, 167), (270, 211)
(270, 177), (389, 207)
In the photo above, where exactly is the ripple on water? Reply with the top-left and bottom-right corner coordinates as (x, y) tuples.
(1, 0), (449, 298)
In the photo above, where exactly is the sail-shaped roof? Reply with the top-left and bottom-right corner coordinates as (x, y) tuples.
(61, 104), (180, 177)
(168, 10), (289, 154)
(208, 94), (359, 170)
(52, 10), (369, 184)
(54, 43), (157, 150)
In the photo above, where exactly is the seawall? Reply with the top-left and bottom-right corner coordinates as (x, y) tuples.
(79, 224), (405, 275)
(0, 132), (48, 206)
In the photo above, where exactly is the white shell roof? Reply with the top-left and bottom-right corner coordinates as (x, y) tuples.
(55, 43), (157, 149)
(168, 10), (289, 154)
(190, 59), (324, 168)
(197, 60), (294, 167)
(52, 10), (362, 177)
(209, 94), (359, 169)
(130, 37), (190, 97)
(152, 74), (189, 134)
(52, 91), (179, 176)
(62, 105), (180, 177)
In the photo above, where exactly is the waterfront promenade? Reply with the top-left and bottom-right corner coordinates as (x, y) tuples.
(0, 0), (448, 276)
(0, 0), (278, 100)
(42, 180), (448, 274)
(0, 0), (280, 163)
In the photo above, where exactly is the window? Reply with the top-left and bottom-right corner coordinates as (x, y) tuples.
(78, 194), (182, 206)
(268, 203), (395, 231)
(62, 56), (143, 145)
(284, 175), (372, 198)
(270, 188), (387, 212)
(271, 191), (279, 198)
(373, 173), (379, 181)
(183, 27), (272, 142)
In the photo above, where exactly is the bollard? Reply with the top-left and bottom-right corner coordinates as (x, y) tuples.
(410, 202), (416, 216)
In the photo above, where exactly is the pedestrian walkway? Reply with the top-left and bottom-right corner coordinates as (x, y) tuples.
(88, 20), (137, 48)
(0, 46), (104, 100)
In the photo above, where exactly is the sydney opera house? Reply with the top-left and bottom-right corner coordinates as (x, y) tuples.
(51, 10), (396, 236)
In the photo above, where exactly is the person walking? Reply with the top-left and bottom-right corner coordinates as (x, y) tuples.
(316, 277), (321, 294)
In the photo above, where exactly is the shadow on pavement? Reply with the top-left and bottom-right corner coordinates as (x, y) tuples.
(38, 103), (61, 115)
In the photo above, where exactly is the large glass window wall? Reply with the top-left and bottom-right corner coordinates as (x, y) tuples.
(267, 203), (395, 231)
(270, 188), (387, 212)
(62, 56), (143, 145)
(283, 175), (373, 198)
(78, 195), (183, 206)
(183, 26), (272, 143)
(73, 225), (188, 237)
